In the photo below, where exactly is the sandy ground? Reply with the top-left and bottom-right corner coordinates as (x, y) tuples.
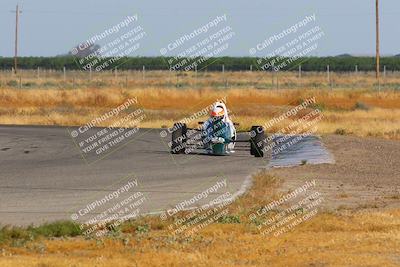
(267, 134), (400, 210)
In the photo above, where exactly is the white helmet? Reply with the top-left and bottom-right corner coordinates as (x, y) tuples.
(211, 102), (226, 118)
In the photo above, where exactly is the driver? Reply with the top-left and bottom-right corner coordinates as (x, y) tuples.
(202, 101), (236, 153)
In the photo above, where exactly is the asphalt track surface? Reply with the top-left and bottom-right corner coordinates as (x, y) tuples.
(0, 125), (269, 226)
(0, 125), (333, 226)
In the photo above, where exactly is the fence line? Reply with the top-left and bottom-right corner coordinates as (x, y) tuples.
(0, 67), (398, 91)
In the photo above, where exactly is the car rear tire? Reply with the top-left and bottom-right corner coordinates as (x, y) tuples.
(171, 123), (187, 154)
(250, 126), (265, 157)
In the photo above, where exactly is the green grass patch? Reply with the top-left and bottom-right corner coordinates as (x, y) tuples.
(0, 221), (82, 245)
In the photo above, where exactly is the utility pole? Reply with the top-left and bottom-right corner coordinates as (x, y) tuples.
(375, 0), (380, 82)
(11, 4), (22, 74)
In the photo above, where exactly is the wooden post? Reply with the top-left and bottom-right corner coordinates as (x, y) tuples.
(327, 65), (330, 84)
(63, 66), (66, 81)
(176, 70), (179, 88)
(222, 65), (228, 88)
(271, 62), (275, 89)
(12, 4), (22, 74)
(37, 67), (40, 80)
(276, 73), (279, 90)
(142, 65), (145, 80)
(384, 65), (386, 88)
(250, 65), (252, 72)
(375, 0), (380, 80)
(376, 0), (381, 91)
(194, 65), (197, 88)
(169, 68), (171, 87)
(298, 65), (302, 78)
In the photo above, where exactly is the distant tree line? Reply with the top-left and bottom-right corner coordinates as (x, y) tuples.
(0, 56), (399, 72)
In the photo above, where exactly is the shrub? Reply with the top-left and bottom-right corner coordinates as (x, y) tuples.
(23, 82), (37, 87)
(0, 221), (82, 244)
(218, 215), (241, 224)
(29, 221), (82, 237)
(135, 224), (150, 234)
(335, 128), (346, 135)
(6, 80), (18, 87)
(353, 101), (370, 111)
(310, 103), (326, 111)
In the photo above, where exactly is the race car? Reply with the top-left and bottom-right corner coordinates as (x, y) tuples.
(170, 102), (265, 157)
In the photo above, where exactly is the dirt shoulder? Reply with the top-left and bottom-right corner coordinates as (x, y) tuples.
(267, 134), (400, 210)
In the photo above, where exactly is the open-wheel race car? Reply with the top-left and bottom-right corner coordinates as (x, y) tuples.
(170, 101), (266, 157)
(170, 122), (265, 157)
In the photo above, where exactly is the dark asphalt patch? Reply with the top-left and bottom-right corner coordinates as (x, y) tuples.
(268, 134), (334, 168)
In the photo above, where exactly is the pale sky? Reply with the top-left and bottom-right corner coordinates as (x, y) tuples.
(0, 0), (399, 57)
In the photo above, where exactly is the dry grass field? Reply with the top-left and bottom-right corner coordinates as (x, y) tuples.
(0, 70), (399, 266)
(0, 172), (399, 267)
(0, 70), (399, 139)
